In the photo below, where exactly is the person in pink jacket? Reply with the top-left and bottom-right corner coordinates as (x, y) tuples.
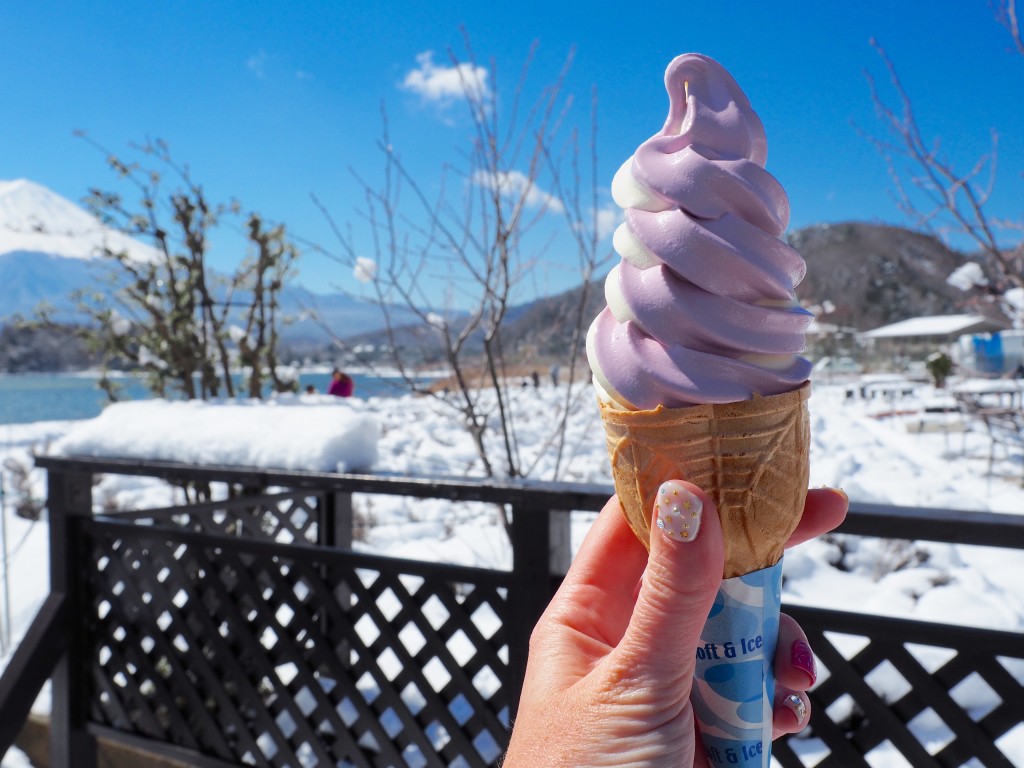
(327, 368), (354, 397)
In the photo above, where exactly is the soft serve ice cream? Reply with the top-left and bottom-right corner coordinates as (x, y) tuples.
(587, 53), (811, 409)
(589, 54), (814, 768)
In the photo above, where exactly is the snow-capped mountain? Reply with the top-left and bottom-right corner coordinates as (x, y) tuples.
(0, 178), (161, 263)
(0, 179), (157, 320)
(0, 179), (420, 341)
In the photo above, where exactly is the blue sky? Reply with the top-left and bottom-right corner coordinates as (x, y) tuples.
(2, 1), (1022, 301)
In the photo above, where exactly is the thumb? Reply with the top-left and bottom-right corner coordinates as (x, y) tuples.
(615, 480), (725, 688)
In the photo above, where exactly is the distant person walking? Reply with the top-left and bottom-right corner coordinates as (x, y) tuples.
(549, 364), (560, 386)
(328, 369), (354, 397)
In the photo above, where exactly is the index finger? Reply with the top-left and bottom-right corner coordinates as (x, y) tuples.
(786, 488), (848, 548)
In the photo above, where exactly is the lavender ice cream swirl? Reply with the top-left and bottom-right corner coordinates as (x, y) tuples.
(587, 53), (812, 409)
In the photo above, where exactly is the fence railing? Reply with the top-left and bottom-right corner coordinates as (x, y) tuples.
(2, 455), (1023, 767)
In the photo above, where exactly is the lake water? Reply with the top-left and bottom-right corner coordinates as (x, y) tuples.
(0, 371), (420, 425)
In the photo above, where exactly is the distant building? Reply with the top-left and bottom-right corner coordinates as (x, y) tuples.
(860, 315), (1008, 372)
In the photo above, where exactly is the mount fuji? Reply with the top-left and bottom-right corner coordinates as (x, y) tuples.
(0, 178), (162, 264)
(0, 179), (163, 320)
(0, 179), (415, 341)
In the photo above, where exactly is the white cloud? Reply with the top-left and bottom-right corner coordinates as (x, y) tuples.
(246, 51), (269, 79)
(595, 205), (622, 240)
(401, 51), (490, 105)
(471, 170), (564, 214)
(354, 256), (377, 284)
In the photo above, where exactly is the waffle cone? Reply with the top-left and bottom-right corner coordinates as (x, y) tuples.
(600, 382), (811, 578)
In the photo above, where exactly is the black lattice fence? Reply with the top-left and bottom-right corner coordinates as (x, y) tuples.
(84, 514), (512, 767)
(37, 459), (581, 768)
(113, 490), (327, 544)
(776, 606), (1024, 767)
(10, 457), (1024, 768)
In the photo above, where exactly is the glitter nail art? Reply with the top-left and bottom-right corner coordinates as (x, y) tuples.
(784, 693), (808, 724)
(653, 480), (702, 543)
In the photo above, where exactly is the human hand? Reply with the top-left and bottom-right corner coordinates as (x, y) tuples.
(503, 484), (848, 768)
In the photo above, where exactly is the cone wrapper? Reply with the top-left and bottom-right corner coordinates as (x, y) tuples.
(598, 382), (811, 578)
(693, 560), (783, 767)
(598, 382), (810, 768)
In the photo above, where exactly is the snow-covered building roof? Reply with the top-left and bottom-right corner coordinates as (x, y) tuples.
(860, 314), (1005, 340)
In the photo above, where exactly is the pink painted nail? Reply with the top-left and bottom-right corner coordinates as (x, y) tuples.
(654, 480), (702, 543)
(791, 639), (817, 685)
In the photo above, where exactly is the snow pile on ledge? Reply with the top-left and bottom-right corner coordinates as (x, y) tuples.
(53, 397), (379, 473)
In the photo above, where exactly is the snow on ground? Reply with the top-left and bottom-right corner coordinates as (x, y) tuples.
(1, 376), (1023, 764)
(3, 378), (1023, 639)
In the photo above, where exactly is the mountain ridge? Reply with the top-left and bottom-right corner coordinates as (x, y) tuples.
(494, 220), (990, 364)
(789, 220), (974, 330)
(0, 180), (996, 373)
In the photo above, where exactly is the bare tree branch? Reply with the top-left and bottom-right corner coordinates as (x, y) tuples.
(312, 39), (606, 493)
(71, 136), (298, 399)
(859, 37), (1023, 323)
(997, 0), (1024, 54)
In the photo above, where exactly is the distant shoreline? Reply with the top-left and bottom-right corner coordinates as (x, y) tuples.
(0, 369), (441, 426)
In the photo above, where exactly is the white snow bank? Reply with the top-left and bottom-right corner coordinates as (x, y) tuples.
(53, 396), (379, 473)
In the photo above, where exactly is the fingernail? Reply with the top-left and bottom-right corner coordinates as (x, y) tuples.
(791, 639), (817, 686)
(829, 487), (849, 504)
(783, 693), (808, 725)
(654, 480), (702, 543)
